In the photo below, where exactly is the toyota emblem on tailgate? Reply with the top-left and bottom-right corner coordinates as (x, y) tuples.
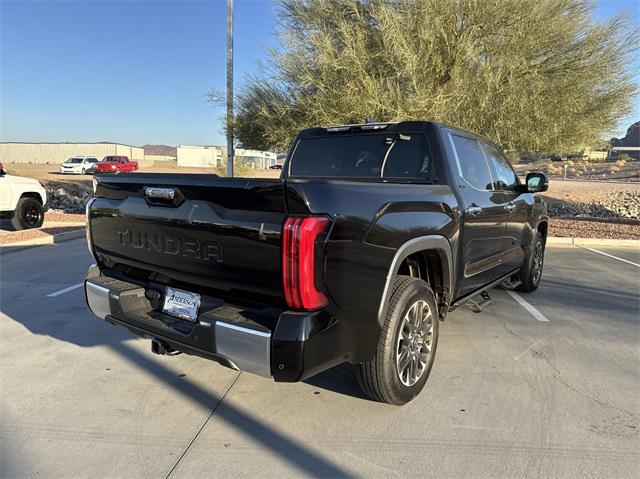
(144, 187), (175, 200)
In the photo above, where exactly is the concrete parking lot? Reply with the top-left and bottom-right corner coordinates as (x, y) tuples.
(1, 239), (638, 478)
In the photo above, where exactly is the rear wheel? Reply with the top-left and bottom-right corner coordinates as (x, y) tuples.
(355, 275), (439, 405)
(11, 197), (44, 230)
(516, 231), (545, 292)
(81, 168), (86, 175)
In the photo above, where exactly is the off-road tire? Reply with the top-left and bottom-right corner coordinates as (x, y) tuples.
(11, 197), (44, 230)
(516, 231), (545, 292)
(355, 275), (439, 405)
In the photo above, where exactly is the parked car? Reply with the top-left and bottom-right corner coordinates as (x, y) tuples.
(95, 156), (138, 174)
(0, 162), (47, 230)
(84, 121), (548, 405)
(59, 156), (99, 175)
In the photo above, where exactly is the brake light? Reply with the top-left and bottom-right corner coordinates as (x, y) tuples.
(282, 216), (330, 310)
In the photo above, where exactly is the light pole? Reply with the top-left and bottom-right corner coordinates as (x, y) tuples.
(226, 0), (234, 177)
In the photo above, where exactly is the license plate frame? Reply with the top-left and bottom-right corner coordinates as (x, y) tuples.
(162, 287), (201, 322)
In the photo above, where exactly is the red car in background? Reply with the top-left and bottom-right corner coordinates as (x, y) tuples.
(95, 156), (138, 174)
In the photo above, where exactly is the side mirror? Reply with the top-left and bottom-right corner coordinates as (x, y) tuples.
(526, 172), (548, 193)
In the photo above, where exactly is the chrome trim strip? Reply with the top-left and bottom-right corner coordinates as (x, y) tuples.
(215, 321), (271, 377)
(216, 321), (271, 337)
(377, 235), (454, 326)
(86, 281), (110, 320)
(85, 197), (96, 260)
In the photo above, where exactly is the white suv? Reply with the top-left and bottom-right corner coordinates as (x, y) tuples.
(0, 162), (47, 230)
(59, 156), (99, 175)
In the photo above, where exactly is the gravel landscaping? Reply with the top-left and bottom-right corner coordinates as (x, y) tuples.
(549, 218), (640, 240)
(543, 191), (639, 219)
(43, 180), (92, 214)
(0, 225), (84, 245)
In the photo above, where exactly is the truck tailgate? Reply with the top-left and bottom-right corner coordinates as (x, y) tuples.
(89, 174), (287, 302)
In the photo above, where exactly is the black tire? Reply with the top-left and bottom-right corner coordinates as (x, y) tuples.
(355, 275), (439, 405)
(11, 197), (44, 230)
(516, 231), (545, 292)
(81, 168), (86, 175)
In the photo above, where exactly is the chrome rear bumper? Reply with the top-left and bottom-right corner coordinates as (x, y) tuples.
(85, 273), (272, 377)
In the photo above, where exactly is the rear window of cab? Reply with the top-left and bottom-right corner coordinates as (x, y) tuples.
(289, 133), (431, 179)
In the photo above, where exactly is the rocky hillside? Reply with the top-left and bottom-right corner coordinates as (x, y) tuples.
(143, 144), (177, 156)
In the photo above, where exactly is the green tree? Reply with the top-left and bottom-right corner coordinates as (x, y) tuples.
(229, 0), (638, 152)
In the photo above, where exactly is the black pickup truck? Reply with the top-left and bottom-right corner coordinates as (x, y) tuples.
(85, 121), (548, 405)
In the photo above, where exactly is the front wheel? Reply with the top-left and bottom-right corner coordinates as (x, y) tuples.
(81, 168), (86, 175)
(516, 231), (545, 292)
(11, 197), (44, 230)
(355, 275), (439, 405)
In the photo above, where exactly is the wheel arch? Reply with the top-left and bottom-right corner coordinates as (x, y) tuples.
(537, 220), (548, 241)
(19, 192), (44, 205)
(377, 235), (453, 326)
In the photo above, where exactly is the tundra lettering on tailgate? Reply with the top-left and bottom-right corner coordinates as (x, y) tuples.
(118, 230), (222, 262)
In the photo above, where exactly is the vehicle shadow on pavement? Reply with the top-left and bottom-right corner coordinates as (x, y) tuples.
(109, 341), (356, 478)
(304, 363), (373, 401)
(1, 298), (356, 477)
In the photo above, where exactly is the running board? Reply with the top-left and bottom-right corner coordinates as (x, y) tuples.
(466, 290), (493, 313)
(449, 269), (520, 312)
(501, 275), (522, 290)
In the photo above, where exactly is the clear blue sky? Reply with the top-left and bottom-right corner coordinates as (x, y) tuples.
(1, 0), (638, 147)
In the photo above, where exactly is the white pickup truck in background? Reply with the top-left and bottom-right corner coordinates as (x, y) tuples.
(0, 162), (47, 230)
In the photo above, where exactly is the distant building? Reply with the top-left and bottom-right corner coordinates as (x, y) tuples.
(610, 121), (639, 159)
(609, 146), (640, 160)
(176, 145), (225, 168)
(236, 148), (278, 169)
(582, 150), (607, 161)
(0, 142), (144, 164)
(176, 145), (277, 169)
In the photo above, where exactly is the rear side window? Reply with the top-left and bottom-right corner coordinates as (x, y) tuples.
(289, 133), (430, 179)
(450, 134), (493, 190)
(482, 143), (518, 190)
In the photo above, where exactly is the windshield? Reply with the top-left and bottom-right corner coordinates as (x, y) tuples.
(289, 133), (431, 178)
(67, 158), (83, 164)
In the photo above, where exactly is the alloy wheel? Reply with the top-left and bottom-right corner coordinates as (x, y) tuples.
(395, 299), (434, 387)
(24, 205), (42, 228)
(532, 240), (544, 285)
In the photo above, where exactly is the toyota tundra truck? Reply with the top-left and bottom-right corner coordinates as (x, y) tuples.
(84, 121), (548, 405)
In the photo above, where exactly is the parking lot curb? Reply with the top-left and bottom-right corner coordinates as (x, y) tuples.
(0, 228), (85, 253)
(547, 236), (640, 247)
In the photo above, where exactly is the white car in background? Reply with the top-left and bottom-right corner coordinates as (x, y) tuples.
(59, 156), (99, 175)
(0, 162), (47, 230)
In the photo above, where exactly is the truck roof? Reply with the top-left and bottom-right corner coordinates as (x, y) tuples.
(298, 120), (491, 145)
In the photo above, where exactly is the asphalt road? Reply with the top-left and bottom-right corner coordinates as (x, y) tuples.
(1, 240), (638, 478)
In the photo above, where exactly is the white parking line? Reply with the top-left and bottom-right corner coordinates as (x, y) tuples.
(580, 247), (640, 268)
(46, 282), (84, 297)
(505, 290), (549, 322)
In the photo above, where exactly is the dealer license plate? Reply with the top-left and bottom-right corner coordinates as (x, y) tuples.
(162, 287), (201, 322)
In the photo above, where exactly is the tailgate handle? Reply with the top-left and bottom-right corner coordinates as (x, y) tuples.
(144, 187), (184, 207)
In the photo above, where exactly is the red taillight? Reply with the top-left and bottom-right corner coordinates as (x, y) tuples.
(282, 216), (330, 310)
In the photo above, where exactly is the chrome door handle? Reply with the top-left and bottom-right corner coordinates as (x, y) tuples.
(466, 206), (482, 216)
(505, 203), (516, 212)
